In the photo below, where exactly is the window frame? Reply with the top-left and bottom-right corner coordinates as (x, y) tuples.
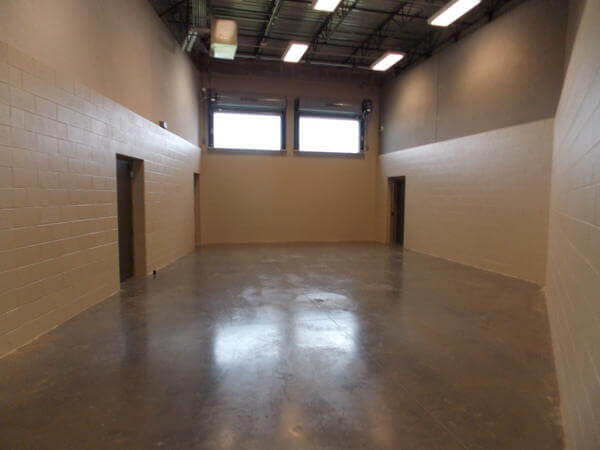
(208, 104), (287, 154)
(293, 98), (366, 157)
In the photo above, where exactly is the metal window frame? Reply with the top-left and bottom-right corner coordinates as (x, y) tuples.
(293, 98), (365, 156)
(208, 104), (287, 153)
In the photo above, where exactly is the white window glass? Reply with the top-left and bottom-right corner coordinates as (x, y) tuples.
(213, 112), (282, 151)
(298, 116), (360, 153)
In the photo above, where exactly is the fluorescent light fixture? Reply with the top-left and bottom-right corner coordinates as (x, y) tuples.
(313, 0), (342, 12)
(370, 52), (405, 72)
(283, 41), (309, 63)
(428, 0), (482, 27)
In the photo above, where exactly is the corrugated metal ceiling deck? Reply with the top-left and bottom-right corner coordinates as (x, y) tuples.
(148, 0), (528, 74)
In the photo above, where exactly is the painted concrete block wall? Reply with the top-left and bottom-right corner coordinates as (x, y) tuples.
(381, 0), (567, 153)
(0, 41), (200, 357)
(378, 119), (553, 285)
(545, 0), (600, 447)
(0, 0), (201, 146)
(199, 73), (379, 244)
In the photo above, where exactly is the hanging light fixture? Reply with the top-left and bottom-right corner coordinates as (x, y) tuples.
(313, 0), (342, 12)
(282, 42), (310, 63)
(370, 52), (405, 72)
(428, 0), (482, 27)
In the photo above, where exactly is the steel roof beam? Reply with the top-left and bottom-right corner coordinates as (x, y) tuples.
(343, 0), (416, 66)
(239, 30), (422, 46)
(307, 0), (360, 59)
(209, 6), (427, 31)
(236, 52), (373, 70)
(210, 4), (427, 21)
(283, 0), (429, 18)
(238, 32), (423, 55)
(255, 0), (285, 56)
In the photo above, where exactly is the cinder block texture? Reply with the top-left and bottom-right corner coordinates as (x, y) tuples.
(379, 119), (554, 285)
(545, 0), (600, 447)
(0, 41), (200, 357)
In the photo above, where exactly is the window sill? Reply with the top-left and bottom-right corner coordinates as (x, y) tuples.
(207, 147), (287, 156)
(293, 150), (364, 159)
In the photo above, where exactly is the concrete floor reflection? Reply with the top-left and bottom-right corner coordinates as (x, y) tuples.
(214, 322), (282, 367)
(0, 244), (562, 449)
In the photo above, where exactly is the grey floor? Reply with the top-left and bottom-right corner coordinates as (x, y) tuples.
(0, 244), (563, 449)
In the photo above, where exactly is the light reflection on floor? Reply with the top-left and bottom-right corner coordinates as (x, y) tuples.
(0, 245), (562, 450)
(213, 308), (358, 368)
(295, 310), (357, 354)
(214, 322), (282, 367)
(210, 303), (361, 448)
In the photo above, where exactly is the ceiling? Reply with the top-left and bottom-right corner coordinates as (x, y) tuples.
(148, 0), (527, 75)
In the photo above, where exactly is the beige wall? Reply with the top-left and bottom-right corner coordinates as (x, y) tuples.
(381, 0), (567, 152)
(375, 0), (568, 285)
(0, 0), (201, 145)
(378, 119), (553, 284)
(0, 41), (200, 357)
(545, 0), (600, 447)
(199, 73), (379, 244)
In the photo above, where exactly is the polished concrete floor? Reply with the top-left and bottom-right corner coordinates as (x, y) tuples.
(0, 244), (562, 449)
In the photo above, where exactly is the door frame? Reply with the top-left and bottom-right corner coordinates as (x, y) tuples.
(116, 154), (147, 281)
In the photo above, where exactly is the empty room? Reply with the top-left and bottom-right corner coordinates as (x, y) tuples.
(0, 0), (598, 448)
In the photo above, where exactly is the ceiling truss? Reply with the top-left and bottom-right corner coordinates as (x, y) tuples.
(148, 0), (529, 76)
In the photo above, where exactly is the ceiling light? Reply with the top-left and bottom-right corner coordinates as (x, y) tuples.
(313, 0), (342, 12)
(428, 0), (482, 27)
(283, 41), (309, 63)
(370, 52), (405, 72)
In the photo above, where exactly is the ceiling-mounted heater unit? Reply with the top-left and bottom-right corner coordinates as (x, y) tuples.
(210, 18), (238, 60)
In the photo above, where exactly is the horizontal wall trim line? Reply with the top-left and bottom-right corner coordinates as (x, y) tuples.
(380, 117), (556, 157)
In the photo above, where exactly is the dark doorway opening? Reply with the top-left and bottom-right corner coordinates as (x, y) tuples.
(116, 155), (146, 282)
(389, 177), (406, 246)
(116, 156), (134, 281)
(194, 173), (200, 246)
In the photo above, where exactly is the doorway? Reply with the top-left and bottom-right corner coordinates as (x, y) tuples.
(194, 173), (200, 246)
(389, 177), (406, 245)
(116, 155), (146, 282)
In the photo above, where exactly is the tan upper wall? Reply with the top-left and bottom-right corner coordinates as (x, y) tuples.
(198, 72), (380, 244)
(381, 0), (567, 153)
(0, 0), (201, 146)
(545, 0), (600, 447)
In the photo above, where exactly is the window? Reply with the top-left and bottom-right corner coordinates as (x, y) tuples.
(298, 116), (360, 154)
(294, 97), (366, 155)
(208, 91), (286, 152)
(213, 112), (282, 151)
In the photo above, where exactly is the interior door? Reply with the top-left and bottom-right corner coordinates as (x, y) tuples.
(391, 178), (405, 245)
(194, 173), (200, 246)
(116, 156), (134, 282)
